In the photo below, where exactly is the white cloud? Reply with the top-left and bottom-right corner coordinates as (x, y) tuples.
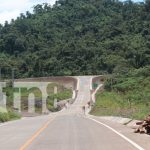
(0, 0), (56, 24)
(0, 10), (20, 24)
(0, 0), (28, 12)
(0, 0), (144, 25)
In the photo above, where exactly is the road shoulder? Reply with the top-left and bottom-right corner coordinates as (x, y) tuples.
(87, 115), (149, 150)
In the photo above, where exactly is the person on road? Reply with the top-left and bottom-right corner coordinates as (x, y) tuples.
(82, 106), (86, 115)
(65, 101), (69, 109)
(87, 101), (91, 108)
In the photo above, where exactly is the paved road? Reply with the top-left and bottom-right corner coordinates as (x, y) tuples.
(26, 115), (137, 150)
(0, 76), (148, 150)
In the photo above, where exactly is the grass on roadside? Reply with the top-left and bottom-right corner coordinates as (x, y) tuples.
(90, 92), (150, 120)
(91, 75), (150, 120)
(0, 111), (21, 123)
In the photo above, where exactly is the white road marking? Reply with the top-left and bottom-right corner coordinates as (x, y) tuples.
(86, 116), (145, 150)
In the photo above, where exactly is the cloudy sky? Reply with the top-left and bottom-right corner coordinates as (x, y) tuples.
(0, 0), (56, 24)
(0, 0), (144, 25)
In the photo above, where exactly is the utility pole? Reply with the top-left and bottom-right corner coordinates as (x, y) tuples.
(110, 74), (113, 92)
(111, 76), (112, 91)
(0, 68), (1, 81)
(12, 69), (14, 88)
(54, 86), (58, 108)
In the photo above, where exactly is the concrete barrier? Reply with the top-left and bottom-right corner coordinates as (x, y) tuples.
(13, 76), (79, 114)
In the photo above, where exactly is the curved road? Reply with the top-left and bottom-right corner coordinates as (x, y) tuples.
(0, 76), (148, 150)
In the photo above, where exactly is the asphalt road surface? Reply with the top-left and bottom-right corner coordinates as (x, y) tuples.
(0, 76), (148, 150)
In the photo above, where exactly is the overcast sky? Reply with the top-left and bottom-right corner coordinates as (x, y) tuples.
(0, 0), (56, 24)
(0, 0), (144, 25)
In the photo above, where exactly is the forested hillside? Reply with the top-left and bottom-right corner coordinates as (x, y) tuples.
(0, 0), (150, 78)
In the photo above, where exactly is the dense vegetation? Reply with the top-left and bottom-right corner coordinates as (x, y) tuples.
(91, 68), (150, 119)
(0, 107), (21, 122)
(0, 0), (150, 120)
(0, 0), (150, 77)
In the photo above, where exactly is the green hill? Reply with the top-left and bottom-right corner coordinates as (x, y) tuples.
(0, 0), (149, 78)
(0, 0), (150, 120)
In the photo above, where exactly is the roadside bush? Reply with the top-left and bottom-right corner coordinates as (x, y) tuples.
(0, 113), (10, 122)
(8, 111), (21, 120)
(0, 111), (21, 123)
(92, 70), (150, 119)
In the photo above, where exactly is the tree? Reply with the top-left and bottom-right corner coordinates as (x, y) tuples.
(33, 4), (44, 14)
(145, 0), (150, 12)
(0, 0), (149, 78)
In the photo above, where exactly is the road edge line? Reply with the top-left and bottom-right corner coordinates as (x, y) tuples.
(86, 116), (145, 150)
